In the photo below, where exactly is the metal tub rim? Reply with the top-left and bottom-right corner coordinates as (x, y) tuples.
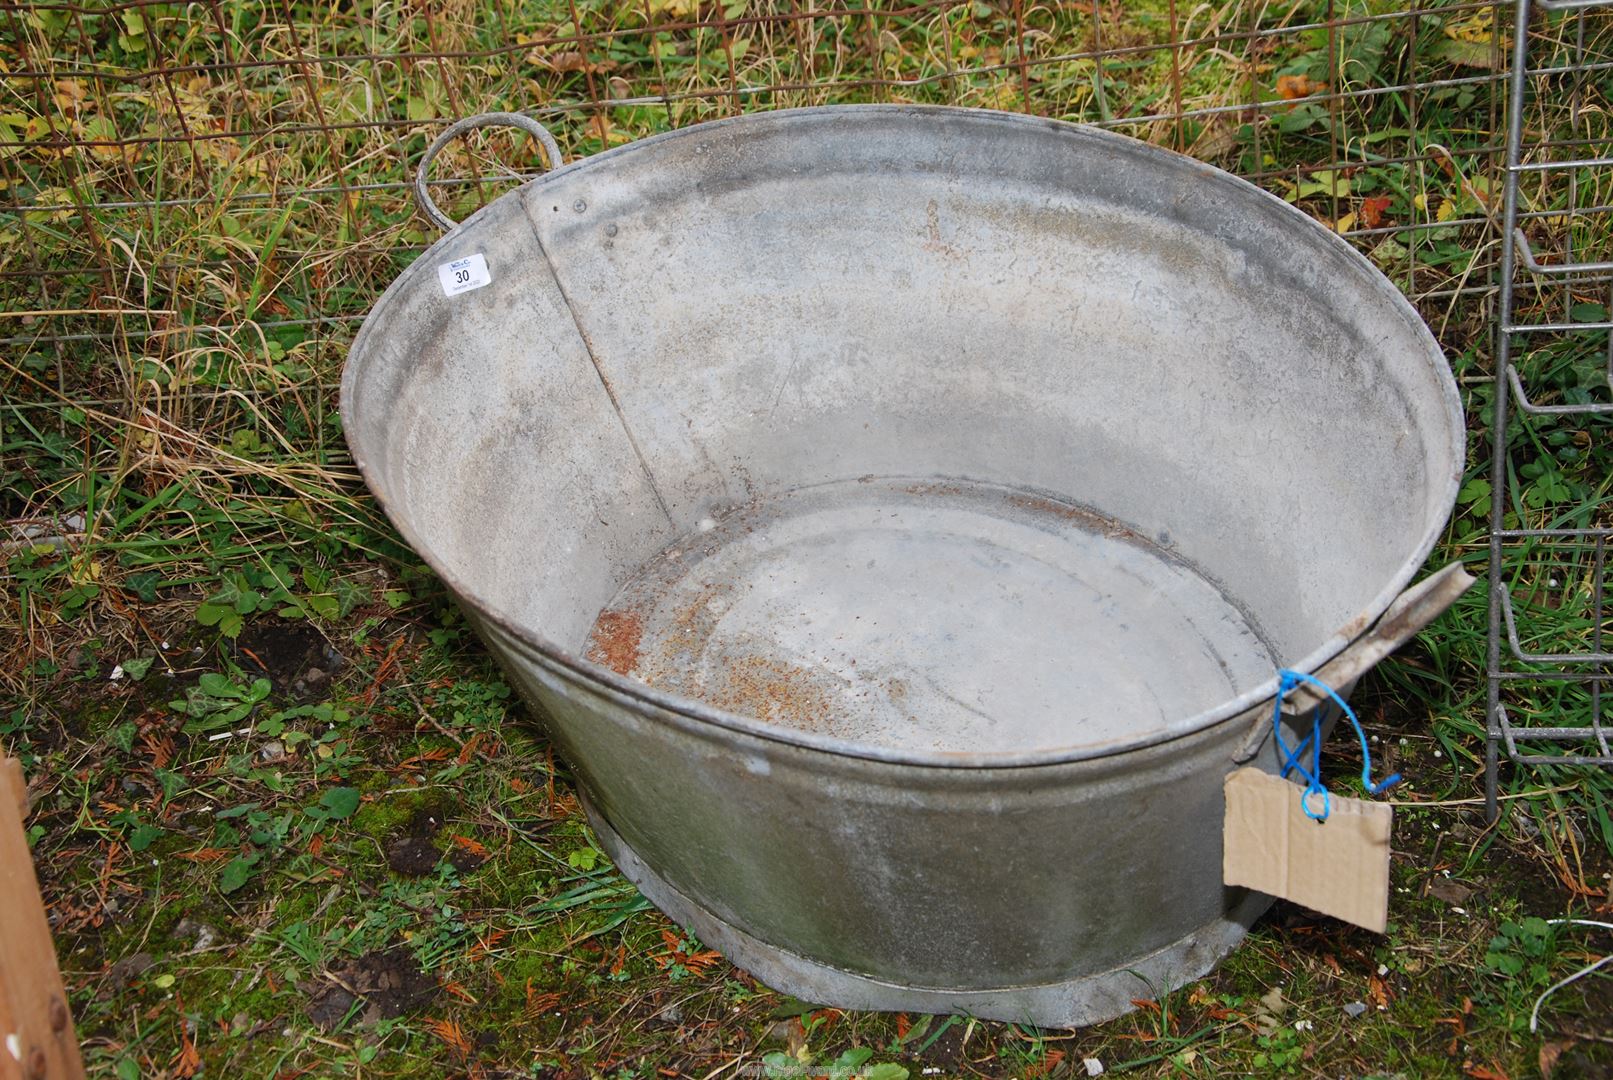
(340, 103), (1466, 770)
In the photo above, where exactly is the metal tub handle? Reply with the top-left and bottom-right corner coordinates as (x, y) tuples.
(415, 112), (564, 232)
(1234, 561), (1475, 762)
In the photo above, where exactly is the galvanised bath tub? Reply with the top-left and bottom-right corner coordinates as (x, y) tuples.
(342, 106), (1468, 1026)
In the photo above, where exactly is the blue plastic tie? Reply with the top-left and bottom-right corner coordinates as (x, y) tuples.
(1271, 668), (1401, 823)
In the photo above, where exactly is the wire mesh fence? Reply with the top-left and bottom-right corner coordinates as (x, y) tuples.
(1485, 0), (1613, 799)
(1, 0), (1520, 359)
(1, 1), (1610, 684)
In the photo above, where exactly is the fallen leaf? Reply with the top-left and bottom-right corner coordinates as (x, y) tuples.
(1276, 74), (1324, 100)
(1444, 9), (1495, 44)
(1360, 195), (1393, 229)
(398, 748), (453, 769)
(525, 981), (562, 1021)
(452, 834), (489, 858)
(1539, 1040), (1572, 1078)
(442, 980), (478, 1004)
(426, 1017), (472, 1056)
(683, 950), (722, 973)
(171, 1028), (201, 1078)
(1428, 878), (1473, 905)
(1028, 1048), (1066, 1077)
(541, 51), (613, 74)
(467, 929), (508, 963)
(176, 847), (231, 863)
(1463, 1063), (1510, 1080)
(140, 731), (176, 768)
(1333, 212), (1357, 234)
(1255, 986), (1287, 1035)
(1432, 37), (1501, 70)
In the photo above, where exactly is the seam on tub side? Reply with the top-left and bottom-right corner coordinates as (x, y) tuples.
(518, 194), (677, 528)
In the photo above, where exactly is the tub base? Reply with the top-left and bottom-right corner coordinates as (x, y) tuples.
(581, 792), (1272, 1028)
(583, 476), (1277, 756)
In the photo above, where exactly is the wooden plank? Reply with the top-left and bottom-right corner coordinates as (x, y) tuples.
(0, 757), (86, 1080)
(2, 758), (23, 818)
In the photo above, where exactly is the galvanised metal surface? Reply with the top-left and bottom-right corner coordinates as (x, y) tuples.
(342, 106), (1467, 1025)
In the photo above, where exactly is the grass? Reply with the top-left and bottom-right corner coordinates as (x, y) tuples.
(2, 0), (1612, 1076)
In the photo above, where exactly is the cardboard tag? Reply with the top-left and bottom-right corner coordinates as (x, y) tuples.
(437, 253), (491, 296)
(1223, 766), (1392, 933)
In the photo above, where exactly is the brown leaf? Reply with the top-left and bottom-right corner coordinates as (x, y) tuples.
(398, 748), (452, 769)
(426, 1017), (472, 1056)
(171, 1029), (201, 1078)
(1539, 1040), (1572, 1078)
(1464, 1063), (1511, 1080)
(176, 847), (231, 863)
(452, 834), (489, 858)
(683, 949), (722, 973)
(467, 929), (508, 963)
(1276, 74), (1324, 100)
(442, 980), (478, 1004)
(1429, 878), (1473, 905)
(542, 51), (613, 74)
(1027, 1048), (1066, 1078)
(140, 731), (176, 768)
(524, 980), (562, 1021)
(1360, 195), (1393, 229)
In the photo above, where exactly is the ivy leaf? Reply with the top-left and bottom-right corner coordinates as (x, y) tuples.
(120, 656), (154, 680)
(125, 572), (161, 603)
(128, 824), (163, 851)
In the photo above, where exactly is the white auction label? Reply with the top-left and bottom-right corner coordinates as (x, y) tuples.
(437, 253), (491, 296)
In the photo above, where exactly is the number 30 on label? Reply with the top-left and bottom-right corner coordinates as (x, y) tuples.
(437, 253), (491, 297)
